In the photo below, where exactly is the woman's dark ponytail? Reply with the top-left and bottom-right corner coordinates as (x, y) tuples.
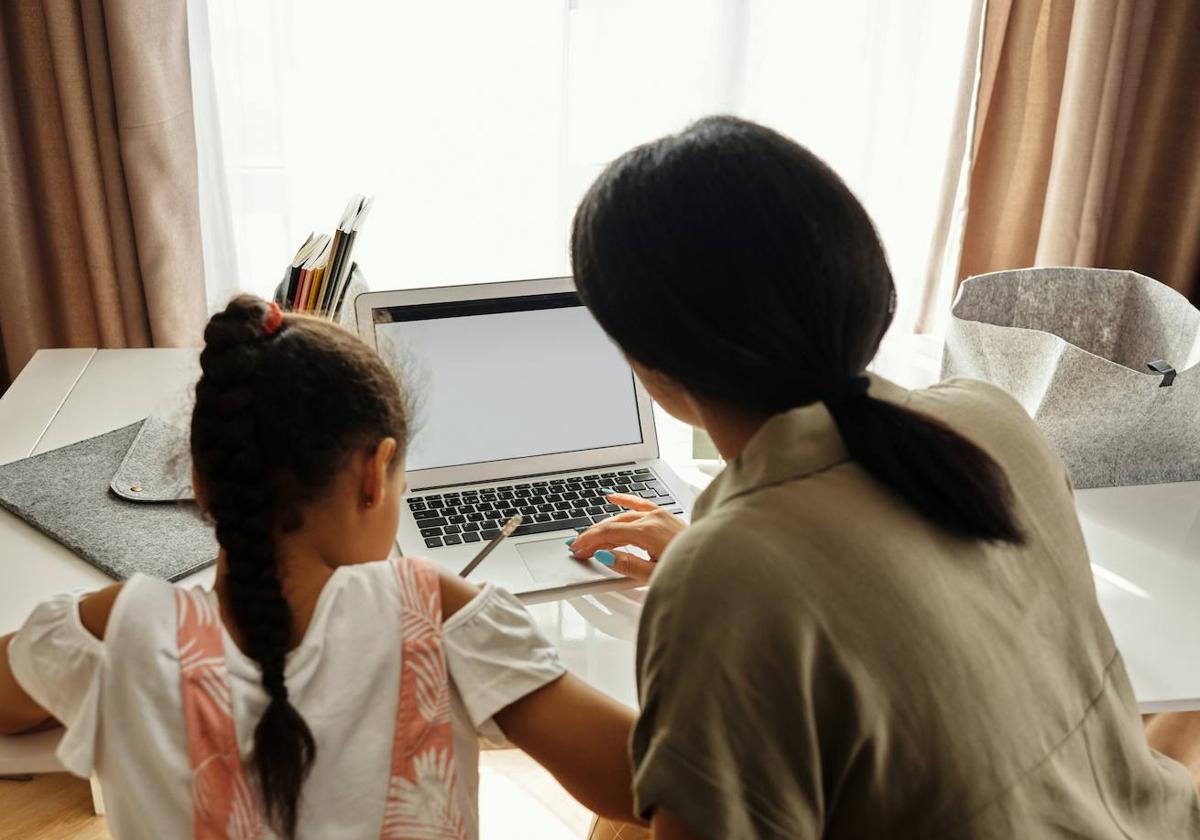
(571, 115), (1025, 546)
(826, 383), (1024, 544)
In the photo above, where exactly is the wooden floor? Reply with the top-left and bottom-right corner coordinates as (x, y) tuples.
(0, 751), (596, 839)
(0, 773), (110, 840)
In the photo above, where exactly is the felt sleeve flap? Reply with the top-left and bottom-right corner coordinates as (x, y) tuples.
(109, 417), (195, 502)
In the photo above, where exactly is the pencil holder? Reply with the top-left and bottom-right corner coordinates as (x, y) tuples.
(273, 262), (369, 332)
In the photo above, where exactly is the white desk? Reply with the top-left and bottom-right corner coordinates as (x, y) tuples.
(1, 348), (1198, 759)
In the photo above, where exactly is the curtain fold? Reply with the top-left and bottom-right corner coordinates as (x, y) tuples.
(0, 0), (206, 390)
(954, 0), (1200, 303)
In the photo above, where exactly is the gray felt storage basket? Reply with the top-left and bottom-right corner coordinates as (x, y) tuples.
(942, 267), (1200, 489)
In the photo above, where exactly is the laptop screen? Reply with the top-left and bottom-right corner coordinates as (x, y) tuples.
(373, 292), (643, 472)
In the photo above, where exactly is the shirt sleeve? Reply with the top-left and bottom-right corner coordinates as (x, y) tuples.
(442, 583), (566, 742)
(8, 591), (107, 777)
(631, 534), (839, 840)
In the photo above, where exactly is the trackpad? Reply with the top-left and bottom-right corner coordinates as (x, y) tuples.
(517, 538), (619, 585)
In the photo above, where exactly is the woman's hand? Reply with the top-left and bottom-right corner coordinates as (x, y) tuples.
(567, 492), (687, 583)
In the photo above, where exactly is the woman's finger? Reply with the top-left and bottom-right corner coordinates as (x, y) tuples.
(599, 490), (659, 513)
(567, 520), (655, 558)
(593, 548), (654, 584)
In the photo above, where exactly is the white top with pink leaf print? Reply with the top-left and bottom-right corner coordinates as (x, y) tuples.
(10, 559), (566, 839)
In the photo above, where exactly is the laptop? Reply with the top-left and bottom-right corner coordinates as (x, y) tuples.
(356, 276), (696, 597)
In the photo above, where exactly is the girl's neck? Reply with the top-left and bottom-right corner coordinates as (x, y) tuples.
(212, 543), (336, 652)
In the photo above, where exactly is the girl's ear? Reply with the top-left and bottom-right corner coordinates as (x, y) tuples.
(361, 437), (399, 508)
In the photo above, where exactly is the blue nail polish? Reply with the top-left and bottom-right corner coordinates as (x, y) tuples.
(598, 487), (616, 495)
(594, 550), (616, 566)
(565, 536), (576, 546)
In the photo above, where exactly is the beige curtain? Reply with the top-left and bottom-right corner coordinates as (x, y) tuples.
(0, 0), (207, 390)
(953, 0), (1200, 302)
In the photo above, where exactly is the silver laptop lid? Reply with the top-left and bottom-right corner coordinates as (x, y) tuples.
(357, 276), (658, 490)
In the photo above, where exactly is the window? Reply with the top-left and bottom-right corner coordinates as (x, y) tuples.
(192, 0), (976, 339)
(190, 1), (974, 460)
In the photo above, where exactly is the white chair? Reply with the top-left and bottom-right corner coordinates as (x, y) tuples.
(0, 730), (104, 814)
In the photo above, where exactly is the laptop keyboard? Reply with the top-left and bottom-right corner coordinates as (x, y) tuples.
(408, 467), (678, 549)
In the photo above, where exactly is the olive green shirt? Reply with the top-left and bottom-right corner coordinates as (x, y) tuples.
(632, 376), (1200, 838)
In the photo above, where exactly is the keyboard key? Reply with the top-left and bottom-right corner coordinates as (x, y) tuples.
(634, 468), (652, 477)
(550, 479), (566, 485)
(537, 504), (554, 513)
(463, 521), (481, 531)
(415, 517), (447, 528)
(535, 513), (552, 522)
(443, 524), (463, 534)
(462, 532), (481, 543)
(545, 493), (562, 502)
(618, 470), (634, 475)
(554, 501), (573, 510)
(639, 490), (657, 499)
(420, 527), (442, 537)
(424, 537), (444, 548)
(498, 491), (514, 500)
(413, 509), (440, 521)
(629, 482), (645, 491)
(590, 514), (609, 524)
(658, 498), (675, 506)
(448, 514), (466, 524)
(515, 483), (531, 489)
(458, 504), (475, 514)
(571, 507), (588, 517)
(603, 504), (621, 513)
(443, 534), (463, 546)
(551, 510), (570, 520)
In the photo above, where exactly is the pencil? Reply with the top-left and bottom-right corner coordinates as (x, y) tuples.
(458, 514), (523, 578)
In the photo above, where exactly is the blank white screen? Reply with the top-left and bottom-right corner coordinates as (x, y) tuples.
(377, 302), (642, 471)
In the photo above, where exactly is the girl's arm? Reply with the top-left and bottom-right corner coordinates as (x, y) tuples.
(0, 634), (51, 735)
(0, 583), (123, 736)
(439, 572), (642, 825)
(493, 671), (640, 824)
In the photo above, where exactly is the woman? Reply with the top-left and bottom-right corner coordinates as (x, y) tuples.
(567, 116), (1200, 838)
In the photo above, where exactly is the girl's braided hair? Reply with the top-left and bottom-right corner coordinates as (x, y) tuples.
(191, 295), (409, 836)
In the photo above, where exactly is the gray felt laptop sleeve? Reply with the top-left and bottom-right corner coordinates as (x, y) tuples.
(0, 418), (217, 581)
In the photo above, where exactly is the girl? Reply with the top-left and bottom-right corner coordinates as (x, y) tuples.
(565, 116), (1200, 838)
(0, 297), (639, 838)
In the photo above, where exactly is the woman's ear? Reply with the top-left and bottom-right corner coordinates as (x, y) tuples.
(361, 437), (399, 509)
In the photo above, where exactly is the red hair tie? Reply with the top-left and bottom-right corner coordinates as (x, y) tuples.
(262, 302), (284, 336)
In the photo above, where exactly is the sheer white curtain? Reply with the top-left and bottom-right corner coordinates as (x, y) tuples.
(190, 0), (977, 336)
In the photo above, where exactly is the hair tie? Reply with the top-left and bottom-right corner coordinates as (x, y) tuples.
(262, 302), (284, 336)
(823, 375), (870, 408)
